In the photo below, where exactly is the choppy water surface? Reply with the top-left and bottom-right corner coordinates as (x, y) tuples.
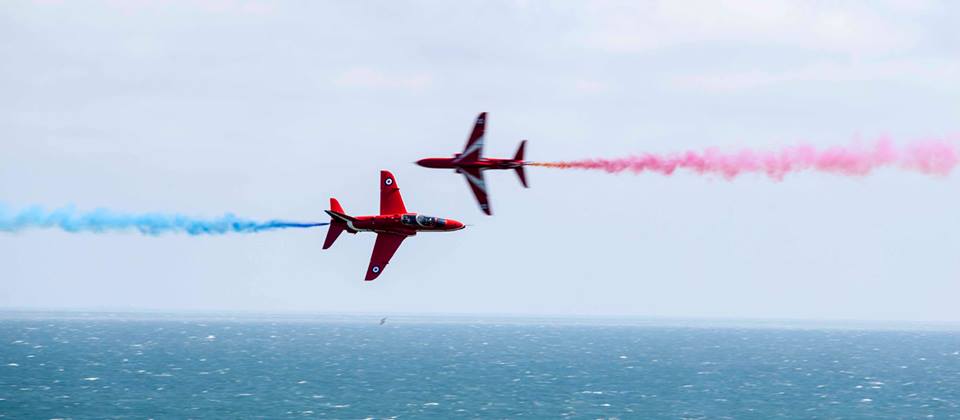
(2, 313), (959, 418)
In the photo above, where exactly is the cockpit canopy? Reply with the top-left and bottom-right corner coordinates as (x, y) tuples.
(400, 214), (446, 228)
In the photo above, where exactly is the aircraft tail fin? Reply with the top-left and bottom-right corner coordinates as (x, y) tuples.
(514, 140), (528, 188)
(323, 198), (354, 249)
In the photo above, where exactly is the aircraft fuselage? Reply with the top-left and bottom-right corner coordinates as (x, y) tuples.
(416, 157), (523, 170)
(325, 211), (464, 236)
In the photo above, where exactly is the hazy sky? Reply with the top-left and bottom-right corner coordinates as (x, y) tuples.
(2, 0), (959, 321)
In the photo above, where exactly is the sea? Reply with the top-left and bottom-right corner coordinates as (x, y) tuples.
(2, 312), (959, 419)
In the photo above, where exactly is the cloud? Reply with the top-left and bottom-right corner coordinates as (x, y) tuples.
(671, 58), (960, 91)
(581, 0), (921, 56)
(573, 79), (609, 94)
(100, 0), (277, 15)
(333, 67), (432, 90)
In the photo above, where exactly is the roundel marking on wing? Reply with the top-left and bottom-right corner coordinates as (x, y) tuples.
(372, 266), (380, 273)
(385, 178), (393, 186)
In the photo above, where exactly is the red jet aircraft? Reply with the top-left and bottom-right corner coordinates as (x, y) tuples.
(416, 112), (527, 215)
(323, 170), (465, 281)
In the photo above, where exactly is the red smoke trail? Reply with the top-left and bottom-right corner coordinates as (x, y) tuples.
(528, 139), (958, 180)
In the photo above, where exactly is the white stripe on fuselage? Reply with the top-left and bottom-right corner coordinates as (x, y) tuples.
(329, 212), (368, 233)
(329, 211), (416, 235)
(343, 219), (366, 233)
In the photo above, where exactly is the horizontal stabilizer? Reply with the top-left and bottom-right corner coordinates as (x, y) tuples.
(323, 197), (353, 249)
(514, 140), (528, 187)
(323, 222), (345, 249)
(514, 140), (526, 161)
(515, 166), (528, 188)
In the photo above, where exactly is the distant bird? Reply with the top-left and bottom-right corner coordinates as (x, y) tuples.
(379, 317), (387, 325)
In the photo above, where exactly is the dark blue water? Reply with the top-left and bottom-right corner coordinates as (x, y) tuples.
(2, 313), (959, 419)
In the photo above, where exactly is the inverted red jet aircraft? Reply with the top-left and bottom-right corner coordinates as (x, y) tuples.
(416, 112), (527, 215)
(323, 170), (465, 281)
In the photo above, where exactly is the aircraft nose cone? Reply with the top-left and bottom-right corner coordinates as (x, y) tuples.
(415, 158), (429, 167)
(446, 219), (465, 230)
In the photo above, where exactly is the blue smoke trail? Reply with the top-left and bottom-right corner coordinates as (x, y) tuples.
(0, 205), (327, 235)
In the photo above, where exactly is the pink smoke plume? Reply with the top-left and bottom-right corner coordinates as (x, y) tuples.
(528, 138), (959, 180)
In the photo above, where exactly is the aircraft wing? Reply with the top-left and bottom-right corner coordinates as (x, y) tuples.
(365, 233), (407, 281)
(380, 170), (407, 215)
(461, 167), (491, 215)
(456, 112), (486, 162)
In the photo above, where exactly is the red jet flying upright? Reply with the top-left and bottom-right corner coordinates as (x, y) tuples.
(323, 170), (465, 281)
(416, 112), (527, 215)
